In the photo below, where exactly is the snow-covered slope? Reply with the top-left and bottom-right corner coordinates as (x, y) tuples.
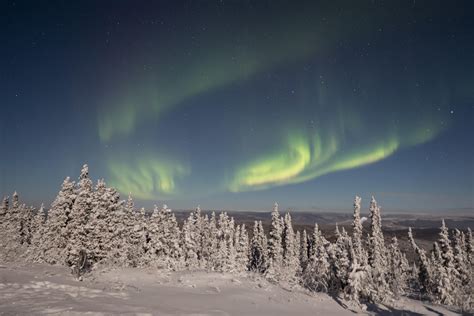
(0, 263), (460, 315)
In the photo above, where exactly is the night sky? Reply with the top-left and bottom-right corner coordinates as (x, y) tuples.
(1, 1), (473, 212)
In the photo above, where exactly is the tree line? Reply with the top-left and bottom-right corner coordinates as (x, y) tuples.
(0, 165), (472, 310)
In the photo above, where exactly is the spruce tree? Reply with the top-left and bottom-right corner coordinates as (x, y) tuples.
(303, 223), (330, 292)
(105, 187), (127, 265)
(204, 212), (219, 270)
(346, 246), (371, 304)
(367, 196), (389, 301)
(85, 179), (109, 263)
(136, 207), (150, 267)
(183, 209), (199, 269)
(436, 220), (457, 305)
(0, 196), (8, 217)
(300, 229), (309, 272)
(65, 165), (93, 267)
(267, 202), (283, 278)
(250, 220), (267, 273)
(42, 177), (76, 264)
(352, 196), (367, 266)
(146, 205), (164, 266)
(235, 224), (250, 272)
(282, 212), (299, 282)
(408, 227), (433, 297)
(387, 236), (408, 298)
(329, 225), (351, 294)
(122, 194), (142, 267)
(27, 203), (47, 262)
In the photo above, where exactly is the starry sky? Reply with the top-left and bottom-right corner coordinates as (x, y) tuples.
(1, 0), (473, 212)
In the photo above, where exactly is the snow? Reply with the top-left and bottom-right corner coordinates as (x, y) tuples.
(0, 263), (461, 315)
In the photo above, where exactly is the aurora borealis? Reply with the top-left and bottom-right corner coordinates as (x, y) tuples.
(1, 1), (473, 211)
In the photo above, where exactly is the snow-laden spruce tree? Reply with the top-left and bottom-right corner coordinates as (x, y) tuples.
(145, 205), (165, 266)
(7, 192), (22, 243)
(136, 207), (150, 267)
(328, 224), (351, 294)
(452, 229), (471, 310)
(19, 203), (35, 246)
(281, 212), (299, 283)
(387, 236), (409, 298)
(300, 229), (309, 272)
(146, 204), (182, 269)
(104, 187), (127, 265)
(346, 246), (372, 304)
(0, 192), (36, 260)
(266, 202), (283, 279)
(430, 242), (453, 305)
(26, 203), (47, 262)
(215, 212), (236, 272)
(182, 207), (200, 269)
(65, 164), (93, 267)
(295, 230), (302, 277)
(408, 261), (421, 294)
(408, 227), (433, 298)
(235, 224), (250, 272)
(122, 193), (143, 267)
(203, 212), (219, 270)
(41, 177), (76, 264)
(367, 196), (390, 301)
(435, 219), (458, 305)
(453, 229), (470, 285)
(303, 223), (330, 292)
(0, 197), (9, 232)
(85, 179), (109, 263)
(200, 214), (211, 267)
(0, 196), (8, 217)
(250, 220), (268, 273)
(226, 217), (237, 272)
(352, 196), (367, 266)
(162, 205), (183, 270)
(467, 228), (473, 265)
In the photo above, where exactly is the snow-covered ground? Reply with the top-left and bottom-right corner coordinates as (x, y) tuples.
(0, 263), (461, 315)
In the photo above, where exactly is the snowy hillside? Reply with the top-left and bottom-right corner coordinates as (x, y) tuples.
(0, 263), (461, 315)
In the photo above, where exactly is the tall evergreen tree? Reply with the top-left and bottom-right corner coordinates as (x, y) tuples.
(387, 236), (408, 298)
(235, 224), (250, 272)
(0, 196), (8, 217)
(300, 229), (309, 272)
(122, 193), (142, 267)
(27, 203), (47, 262)
(85, 179), (109, 263)
(408, 227), (433, 297)
(65, 164), (93, 267)
(203, 212), (219, 270)
(145, 205), (165, 266)
(435, 220), (457, 305)
(41, 177), (76, 264)
(329, 225), (351, 294)
(367, 196), (389, 301)
(250, 220), (267, 273)
(352, 196), (367, 266)
(282, 212), (299, 282)
(267, 203), (283, 278)
(183, 208), (200, 269)
(303, 223), (330, 292)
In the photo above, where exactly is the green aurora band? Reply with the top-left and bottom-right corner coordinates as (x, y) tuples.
(108, 155), (190, 200)
(228, 119), (444, 192)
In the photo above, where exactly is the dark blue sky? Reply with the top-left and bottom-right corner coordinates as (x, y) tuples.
(1, 0), (473, 212)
